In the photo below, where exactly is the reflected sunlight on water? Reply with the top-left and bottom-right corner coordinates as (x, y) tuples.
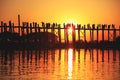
(0, 49), (120, 80)
(68, 49), (73, 79)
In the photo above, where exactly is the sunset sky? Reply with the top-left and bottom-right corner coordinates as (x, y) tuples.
(0, 0), (120, 27)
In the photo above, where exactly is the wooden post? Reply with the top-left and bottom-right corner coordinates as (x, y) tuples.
(18, 15), (20, 34)
(102, 24), (105, 42)
(77, 24), (81, 42)
(32, 22), (34, 33)
(25, 22), (29, 42)
(64, 23), (66, 44)
(35, 22), (37, 33)
(52, 23), (55, 33)
(113, 29), (116, 41)
(30, 23), (32, 33)
(66, 26), (68, 44)
(1, 21), (3, 32)
(46, 23), (50, 32)
(22, 22), (24, 35)
(38, 25), (40, 43)
(108, 25), (110, 41)
(84, 25), (86, 42)
(52, 23), (55, 45)
(87, 24), (90, 42)
(96, 24), (101, 42)
(42, 22), (45, 32)
(72, 24), (75, 44)
(112, 24), (116, 41)
(46, 23), (48, 32)
(90, 27), (92, 42)
(58, 24), (61, 44)
(12, 23), (15, 32)
(26, 22), (29, 34)
(92, 24), (95, 41)
(97, 26), (98, 43)
(9, 21), (12, 32)
(3, 23), (7, 32)
(38, 24), (40, 33)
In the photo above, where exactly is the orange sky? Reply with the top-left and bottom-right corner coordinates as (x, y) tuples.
(0, 0), (120, 27)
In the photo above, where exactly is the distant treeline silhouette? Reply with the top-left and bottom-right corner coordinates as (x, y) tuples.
(0, 31), (58, 49)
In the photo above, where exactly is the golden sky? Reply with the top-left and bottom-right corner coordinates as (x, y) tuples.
(0, 0), (120, 26)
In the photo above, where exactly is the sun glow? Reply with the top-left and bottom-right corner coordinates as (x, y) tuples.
(68, 27), (73, 34)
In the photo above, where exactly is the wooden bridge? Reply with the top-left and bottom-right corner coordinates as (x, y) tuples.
(0, 15), (120, 45)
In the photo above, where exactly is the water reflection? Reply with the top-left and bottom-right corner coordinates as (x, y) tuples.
(0, 49), (120, 80)
(68, 49), (73, 79)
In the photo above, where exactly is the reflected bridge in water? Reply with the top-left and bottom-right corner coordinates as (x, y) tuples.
(0, 49), (120, 80)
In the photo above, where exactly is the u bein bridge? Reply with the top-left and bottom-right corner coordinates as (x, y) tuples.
(0, 15), (120, 49)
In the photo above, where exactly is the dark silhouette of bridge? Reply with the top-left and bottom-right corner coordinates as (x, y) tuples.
(0, 15), (120, 49)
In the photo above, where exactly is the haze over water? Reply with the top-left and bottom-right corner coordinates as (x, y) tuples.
(0, 49), (120, 80)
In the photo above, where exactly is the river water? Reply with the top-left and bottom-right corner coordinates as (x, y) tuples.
(0, 49), (120, 80)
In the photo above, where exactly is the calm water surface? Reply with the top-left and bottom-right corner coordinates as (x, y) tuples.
(0, 49), (120, 80)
